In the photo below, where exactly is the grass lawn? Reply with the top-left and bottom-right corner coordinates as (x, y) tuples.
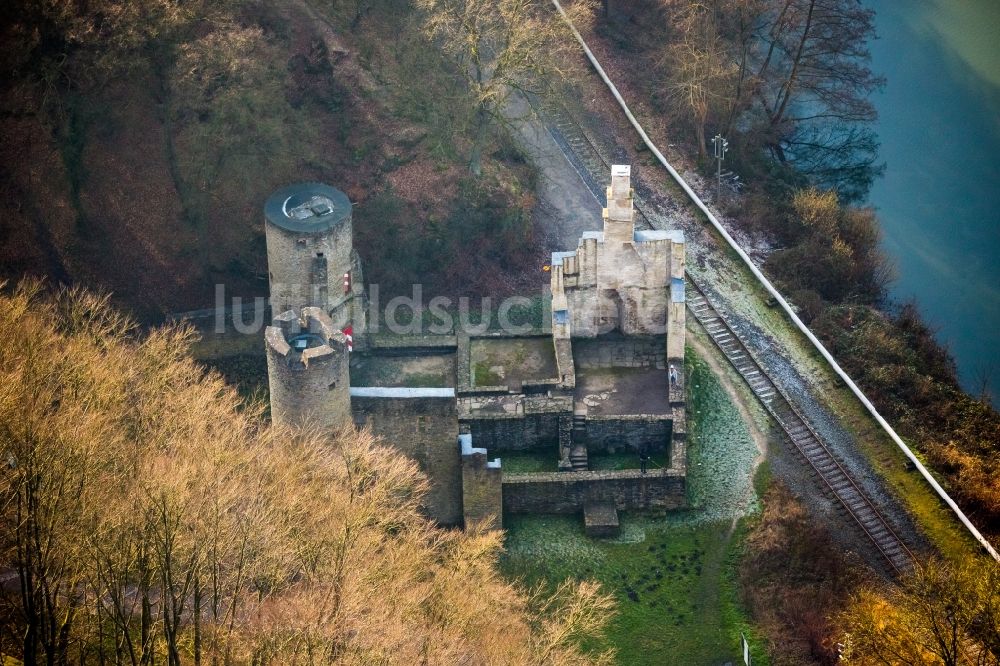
(501, 450), (560, 473)
(589, 451), (669, 471)
(500, 347), (768, 664)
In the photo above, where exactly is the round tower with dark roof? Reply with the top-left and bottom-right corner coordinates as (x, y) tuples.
(264, 182), (355, 316)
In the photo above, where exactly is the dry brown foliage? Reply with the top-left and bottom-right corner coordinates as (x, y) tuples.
(739, 482), (865, 666)
(0, 281), (614, 665)
(836, 557), (1000, 665)
(415, 0), (595, 174)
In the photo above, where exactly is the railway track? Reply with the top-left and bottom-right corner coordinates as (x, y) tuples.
(528, 93), (915, 575)
(686, 283), (915, 575)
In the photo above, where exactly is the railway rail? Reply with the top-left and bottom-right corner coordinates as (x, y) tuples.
(687, 282), (915, 575)
(526, 88), (916, 575)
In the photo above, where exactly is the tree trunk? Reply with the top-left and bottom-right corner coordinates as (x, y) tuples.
(194, 576), (202, 666)
(469, 105), (490, 177)
(771, 0), (816, 127)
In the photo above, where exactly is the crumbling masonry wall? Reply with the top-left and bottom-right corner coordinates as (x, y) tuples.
(549, 166), (685, 340)
(351, 391), (462, 525)
(461, 434), (502, 529)
(573, 336), (667, 369)
(465, 413), (561, 451)
(584, 416), (671, 454)
(502, 469), (685, 514)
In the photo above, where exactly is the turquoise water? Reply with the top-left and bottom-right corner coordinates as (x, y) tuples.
(866, 0), (1000, 404)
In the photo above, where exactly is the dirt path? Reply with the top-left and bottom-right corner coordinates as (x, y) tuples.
(504, 93), (603, 252)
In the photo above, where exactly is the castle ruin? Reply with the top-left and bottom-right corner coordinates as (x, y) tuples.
(264, 166), (687, 534)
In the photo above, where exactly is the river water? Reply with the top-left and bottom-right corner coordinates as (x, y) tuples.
(865, 0), (1000, 405)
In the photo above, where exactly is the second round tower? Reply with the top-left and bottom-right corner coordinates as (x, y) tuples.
(265, 307), (352, 432)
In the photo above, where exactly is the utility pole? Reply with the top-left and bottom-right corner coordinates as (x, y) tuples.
(712, 134), (728, 200)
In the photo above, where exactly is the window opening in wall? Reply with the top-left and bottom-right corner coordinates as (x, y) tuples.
(328, 381), (337, 391)
(317, 252), (324, 258)
(297, 238), (307, 247)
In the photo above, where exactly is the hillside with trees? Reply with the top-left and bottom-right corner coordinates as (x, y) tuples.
(576, 1), (1000, 661)
(2, 0), (1000, 663)
(0, 0), (555, 318)
(0, 281), (614, 664)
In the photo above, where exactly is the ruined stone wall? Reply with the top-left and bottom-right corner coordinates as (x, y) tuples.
(667, 240), (685, 362)
(351, 395), (462, 525)
(553, 337), (575, 388)
(669, 406), (687, 471)
(572, 336), (667, 369)
(584, 416), (672, 454)
(598, 239), (670, 336)
(568, 237), (672, 338)
(369, 335), (458, 354)
(549, 166), (687, 345)
(502, 469), (686, 514)
(461, 437), (502, 530)
(465, 413), (561, 452)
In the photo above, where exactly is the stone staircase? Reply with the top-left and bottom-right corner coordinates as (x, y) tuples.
(570, 411), (588, 470)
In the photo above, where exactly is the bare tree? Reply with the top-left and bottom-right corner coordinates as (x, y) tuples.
(0, 281), (616, 665)
(748, 0), (885, 199)
(660, 1), (738, 158)
(416, 0), (593, 175)
(838, 557), (1000, 666)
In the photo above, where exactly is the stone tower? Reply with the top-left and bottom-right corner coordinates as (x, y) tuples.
(264, 183), (356, 321)
(549, 164), (685, 339)
(265, 307), (352, 431)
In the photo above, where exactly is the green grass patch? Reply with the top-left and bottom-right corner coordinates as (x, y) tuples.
(502, 515), (755, 664)
(720, 516), (770, 666)
(473, 361), (504, 386)
(589, 451), (668, 471)
(684, 349), (761, 519)
(401, 371), (447, 388)
(500, 450), (559, 473)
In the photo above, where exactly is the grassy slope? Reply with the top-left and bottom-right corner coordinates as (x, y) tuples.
(500, 348), (766, 665)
